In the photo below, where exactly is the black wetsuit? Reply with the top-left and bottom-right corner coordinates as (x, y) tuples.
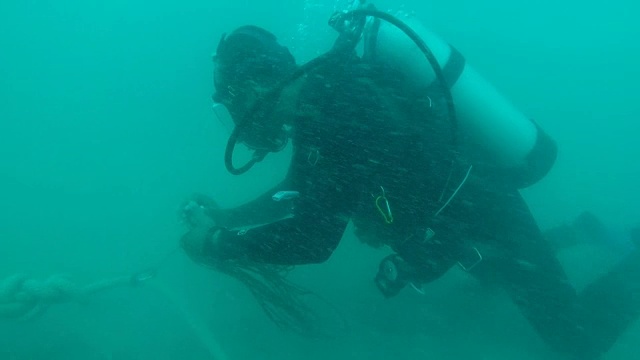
(206, 59), (640, 359)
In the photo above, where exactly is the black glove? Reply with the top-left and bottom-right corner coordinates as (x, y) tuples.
(179, 193), (224, 228)
(179, 195), (225, 265)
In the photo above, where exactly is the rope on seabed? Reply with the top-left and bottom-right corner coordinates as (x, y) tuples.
(0, 271), (229, 360)
(0, 273), (132, 321)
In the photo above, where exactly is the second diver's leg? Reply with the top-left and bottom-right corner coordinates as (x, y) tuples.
(577, 248), (640, 355)
(463, 186), (606, 359)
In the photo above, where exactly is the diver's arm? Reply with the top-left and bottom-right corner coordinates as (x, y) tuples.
(217, 179), (297, 229)
(185, 165), (353, 265)
(182, 208), (349, 266)
(212, 211), (349, 265)
(187, 177), (296, 230)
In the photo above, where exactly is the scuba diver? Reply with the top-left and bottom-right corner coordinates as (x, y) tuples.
(180, 3), (640, 359)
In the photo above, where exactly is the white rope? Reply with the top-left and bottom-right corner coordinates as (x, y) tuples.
(0, 272), (230, 359)
(0, 274), (123, 320)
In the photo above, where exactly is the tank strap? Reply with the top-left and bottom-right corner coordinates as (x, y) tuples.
(442, 45), (466, 89)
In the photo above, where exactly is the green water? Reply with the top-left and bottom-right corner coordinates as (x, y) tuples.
(1, 0), (638, 359)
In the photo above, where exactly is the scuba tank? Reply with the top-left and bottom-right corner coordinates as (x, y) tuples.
(360, 11), (557, 188)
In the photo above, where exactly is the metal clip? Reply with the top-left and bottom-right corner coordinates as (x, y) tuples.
(374, 186), (393, 224)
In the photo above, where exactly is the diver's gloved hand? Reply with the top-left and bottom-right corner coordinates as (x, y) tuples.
(179, 193), (224, 228)
(180, 200), (211, 228)
(179, 194), (235, 265)
(181, 223), (240, 266)
(179, 204), (225, 265)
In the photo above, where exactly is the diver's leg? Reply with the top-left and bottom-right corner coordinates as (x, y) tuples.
(480, 242), (597, 358)
(578, 249), (640, 355)
(463, 186), (600, 358)
(485, 195), (640, 358)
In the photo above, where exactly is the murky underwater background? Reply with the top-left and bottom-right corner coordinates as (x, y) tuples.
(1, 0), (639, 359)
